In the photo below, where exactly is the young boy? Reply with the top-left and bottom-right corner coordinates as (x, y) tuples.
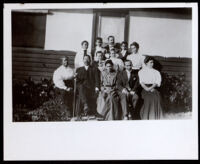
(74, 40), (92, 68)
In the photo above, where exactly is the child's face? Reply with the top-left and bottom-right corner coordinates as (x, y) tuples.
(97, 53), (103, 61)
(82, 42), (88, 50)
(96, 40), (102, 47)
(110, 50), (115, 58)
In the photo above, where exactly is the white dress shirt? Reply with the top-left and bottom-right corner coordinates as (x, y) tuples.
(53, 65), (74, 90)
(138, 67), (161, 87)
(74, 49), (92, 68)
(121, 50), (127, 57)
(126, 70), (131, 80)
(126, 52), (145, 70)
(84, 65), (89, 70)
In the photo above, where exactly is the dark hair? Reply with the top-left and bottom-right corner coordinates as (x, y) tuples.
(144, 56), (154, 64)
(121, 41), (128, 47)
(105, 59), (113, 66)
(96, 51), (103, 55)
(130, 42), (139, 50)
(81, 40), (89, 46)
(124, 60), (132, 65)
(108, 36), (115, 41)
(83, 55), (91, 62)
(96, 37), (103, 42)
(110, 48), (115, 52)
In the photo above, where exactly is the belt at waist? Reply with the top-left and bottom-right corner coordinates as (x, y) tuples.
(144, 84), (153, 87)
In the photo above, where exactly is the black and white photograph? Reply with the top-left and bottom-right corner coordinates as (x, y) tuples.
(4, 3), (198, 160)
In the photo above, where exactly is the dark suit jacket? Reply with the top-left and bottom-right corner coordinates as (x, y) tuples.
(117, 69), (140, 94)
(119, 50), (130, 61)
(104, 44), (120, 53)
(76, 65), (99, 90)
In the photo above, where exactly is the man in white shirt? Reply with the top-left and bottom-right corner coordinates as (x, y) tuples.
(126, 42), (145, 74)
(53, 56), (74, 117)
(74, 40), (92, 68)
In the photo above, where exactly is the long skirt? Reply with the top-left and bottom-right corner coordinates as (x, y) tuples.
(97, 90), (120, 120)
(140, 89), (164, 120)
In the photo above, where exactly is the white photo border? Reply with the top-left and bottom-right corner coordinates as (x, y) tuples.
(4, 3), (198, 160)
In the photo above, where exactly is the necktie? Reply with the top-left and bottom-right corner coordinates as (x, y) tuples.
(83, 50), (87, 56)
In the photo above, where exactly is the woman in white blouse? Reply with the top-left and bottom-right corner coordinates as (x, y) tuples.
(138, 56), (164, 120)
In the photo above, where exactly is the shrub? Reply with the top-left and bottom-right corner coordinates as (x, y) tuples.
(160, 72), (192, 113)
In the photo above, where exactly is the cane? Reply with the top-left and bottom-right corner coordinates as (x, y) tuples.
(71, 70), (77, 121)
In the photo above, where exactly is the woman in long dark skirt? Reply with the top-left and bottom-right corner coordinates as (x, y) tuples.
(96, 60), (121, 120)
(138, 56), (164, 120)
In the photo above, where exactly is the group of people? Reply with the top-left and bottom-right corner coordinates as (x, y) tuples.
(53, 36), (164, 121)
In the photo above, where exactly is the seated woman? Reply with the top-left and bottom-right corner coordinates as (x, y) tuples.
(96, 60), (121, 120)
(138, 56), (164, 120)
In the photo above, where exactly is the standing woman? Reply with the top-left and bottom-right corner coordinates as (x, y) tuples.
(138, 56), (164, 120)
(96, 60), (120, 120)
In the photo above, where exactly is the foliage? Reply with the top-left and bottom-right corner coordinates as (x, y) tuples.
(160, 72), (192, 112)
(13, 72), (192, 121)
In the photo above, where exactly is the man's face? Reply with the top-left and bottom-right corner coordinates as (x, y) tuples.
(121, 44), (127, 50)
(82, 42), (88, 50)
(62, 58), (68, 67)
(108, 37), (114, 45)
(96, 40), (102, 47)
(125, 61), (132, 71)
(83, 56), (90, 66)
(130, 45), (138, 54)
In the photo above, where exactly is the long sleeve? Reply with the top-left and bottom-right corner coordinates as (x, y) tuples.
(155, 71), (161, 87)
(53, 70), (67, 90)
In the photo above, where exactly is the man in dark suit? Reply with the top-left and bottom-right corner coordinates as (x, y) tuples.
(117, 60), (140, 120)
(76, 55), (100, 117)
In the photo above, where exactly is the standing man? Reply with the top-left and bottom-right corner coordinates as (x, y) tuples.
(53, 56), (74, 117)
(126, 42), (145, 74)
(74, 40), (92, 68)
(117, 60), (140, 120)
(76, 55), (99, 117)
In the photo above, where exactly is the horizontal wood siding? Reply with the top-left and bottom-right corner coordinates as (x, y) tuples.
(12, 47), (192, 83)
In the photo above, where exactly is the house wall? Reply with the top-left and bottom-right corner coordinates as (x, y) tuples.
(12, 9), (192, 84)
(129, 11), (192, 58)
(44, 11), (93, 52)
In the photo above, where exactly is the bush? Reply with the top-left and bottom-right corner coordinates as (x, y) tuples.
(160, 72), (192, 113)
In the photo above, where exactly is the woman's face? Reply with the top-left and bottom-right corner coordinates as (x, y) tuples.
(146, 60), (154, 68)
(130, 45), (138, 54)
(106, 63), (113, 72)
